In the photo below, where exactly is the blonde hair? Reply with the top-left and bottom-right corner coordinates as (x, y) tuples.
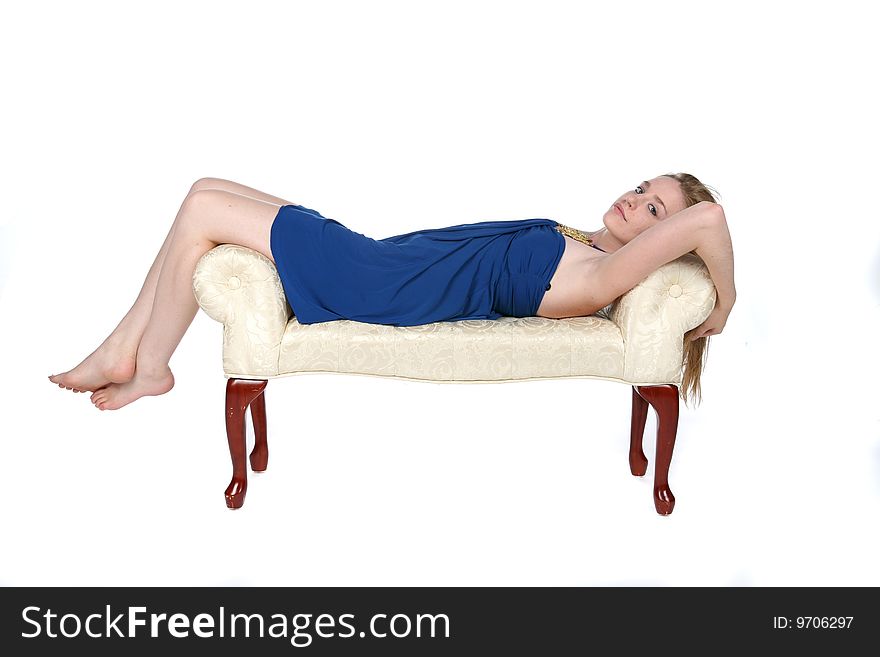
(662, 173), (721, 408)
(591, 173), (722, 408)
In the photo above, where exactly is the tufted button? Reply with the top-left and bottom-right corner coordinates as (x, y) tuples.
(668, 284), (682, 298)
(227, 276), (242, 290)
(545, 283), (552, 291)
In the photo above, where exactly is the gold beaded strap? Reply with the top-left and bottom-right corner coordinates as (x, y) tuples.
(555, 222), (597, 247)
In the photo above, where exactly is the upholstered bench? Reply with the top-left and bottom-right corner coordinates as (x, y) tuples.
(192, 245), (716, 515)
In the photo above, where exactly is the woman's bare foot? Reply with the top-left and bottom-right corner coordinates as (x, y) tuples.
(90, 367), (175, 411)
(49, 340), (138, 393)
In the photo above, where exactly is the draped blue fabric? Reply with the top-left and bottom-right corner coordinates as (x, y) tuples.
(269, 204), (565, 326)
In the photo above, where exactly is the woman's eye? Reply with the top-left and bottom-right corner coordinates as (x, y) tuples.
(635, 186), (657, 216)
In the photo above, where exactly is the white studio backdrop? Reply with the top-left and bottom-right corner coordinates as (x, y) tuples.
(1, 0), (878, 586)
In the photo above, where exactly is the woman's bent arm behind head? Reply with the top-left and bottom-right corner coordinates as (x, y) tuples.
(693, 205), (736, 311)
(590, 200), (731, 308)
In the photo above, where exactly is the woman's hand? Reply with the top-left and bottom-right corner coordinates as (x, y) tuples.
(686, 302), (732, 342)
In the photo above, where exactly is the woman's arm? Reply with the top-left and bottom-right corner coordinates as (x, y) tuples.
(695, 206), (736, 311)
(685, 206), (736, 340)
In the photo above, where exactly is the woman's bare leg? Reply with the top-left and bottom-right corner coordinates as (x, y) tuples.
(49, 214), (179, 392)
(89, 189), (280, 410)
(190, 177), (298, 207)
(49, 178), (295, 392)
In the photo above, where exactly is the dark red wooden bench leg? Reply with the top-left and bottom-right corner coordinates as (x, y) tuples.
(629, 386), (649, 476)
(249, 390), (268, 472)
(634, 384), (679, 515)
(225, 378), (268, 509)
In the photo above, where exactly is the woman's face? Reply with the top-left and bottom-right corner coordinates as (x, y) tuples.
(603, 176), (688, 243)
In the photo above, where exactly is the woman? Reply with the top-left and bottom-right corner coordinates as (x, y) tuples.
(48, 173), (735, 409)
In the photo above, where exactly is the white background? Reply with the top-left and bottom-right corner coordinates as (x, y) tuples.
(2, 0), (878, 586)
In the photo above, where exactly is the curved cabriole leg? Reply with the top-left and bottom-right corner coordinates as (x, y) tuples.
(629, 386), (649, 476)
(225, 378), (268, 509)
(249, 390), (268, 472)
(635, 384), (679, 515)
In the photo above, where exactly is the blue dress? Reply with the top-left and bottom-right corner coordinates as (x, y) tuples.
(269, 204), (566, 326)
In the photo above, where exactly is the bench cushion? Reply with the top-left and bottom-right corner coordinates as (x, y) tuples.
(275, 315), (623, 382)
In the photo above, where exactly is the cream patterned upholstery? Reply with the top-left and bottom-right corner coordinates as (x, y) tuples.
(193, 245), (716, 385)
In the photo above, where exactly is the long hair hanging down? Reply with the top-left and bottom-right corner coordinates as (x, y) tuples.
(662, 172), (721, 408)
